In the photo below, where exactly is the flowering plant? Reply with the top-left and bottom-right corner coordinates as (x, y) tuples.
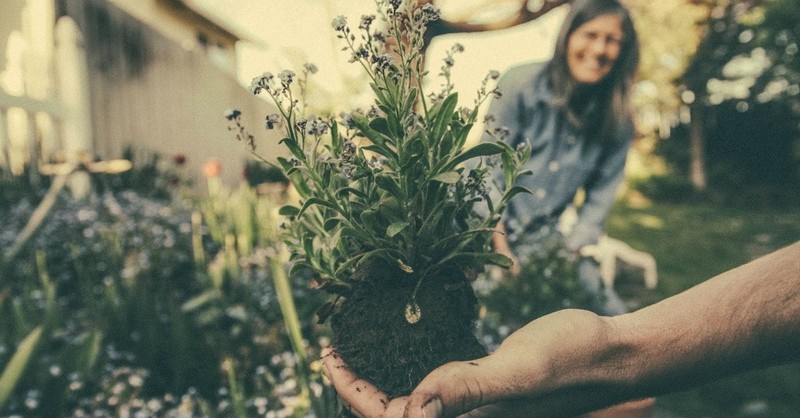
(239, 0), (528, 307)
(230, 0), (530, 397)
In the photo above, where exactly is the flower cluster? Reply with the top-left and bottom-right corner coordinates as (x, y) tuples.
(237, 0), (530, 305)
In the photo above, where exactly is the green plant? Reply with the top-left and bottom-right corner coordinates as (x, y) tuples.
(237, 0), (527, 317)
(0, 179), (335, 417)
(477, 241), (595, 349)
(230, 0), (530, 397)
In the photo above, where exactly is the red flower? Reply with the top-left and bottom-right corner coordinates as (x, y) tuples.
(173, 154), (187, 166)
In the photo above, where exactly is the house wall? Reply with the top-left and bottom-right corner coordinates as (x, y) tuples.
(58, 0), (284, 188)
(106, 0), (239, 75)
(0, 0), (28, 80)
(2, 0), (280, 187)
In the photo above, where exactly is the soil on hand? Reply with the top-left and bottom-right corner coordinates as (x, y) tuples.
(330, 260), (486, 398)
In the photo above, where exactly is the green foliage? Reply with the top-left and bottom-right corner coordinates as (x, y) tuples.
(629, 173), (696, 203)
(0, 173), (335, 417)
(239, 0), (529, 295)
(477, 241), (595, 349)
(0, 327), (44, 409)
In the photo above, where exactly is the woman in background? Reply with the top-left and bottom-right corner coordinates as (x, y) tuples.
(489, 0), (640, 320)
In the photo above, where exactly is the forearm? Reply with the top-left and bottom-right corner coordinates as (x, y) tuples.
(515, 242), (800, 415)
(396, 242), (800, 418)
(609, 241), (800, 395)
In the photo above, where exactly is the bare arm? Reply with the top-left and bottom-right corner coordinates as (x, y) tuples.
(403, 241), (800, 417)
(324, 242), (800, 418)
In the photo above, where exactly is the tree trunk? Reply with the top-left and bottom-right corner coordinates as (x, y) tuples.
(689, 104), (707, 192)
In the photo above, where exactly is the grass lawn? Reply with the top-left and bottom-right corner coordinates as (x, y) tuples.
(606, 199), (800, 418)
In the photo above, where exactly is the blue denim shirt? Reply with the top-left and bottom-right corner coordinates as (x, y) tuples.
(484, 62), (632, 252)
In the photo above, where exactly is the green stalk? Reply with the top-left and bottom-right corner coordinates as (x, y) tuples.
(0, 326), (43, 408)
(223, 357), (248, 418)
(269, 245), (311, 402)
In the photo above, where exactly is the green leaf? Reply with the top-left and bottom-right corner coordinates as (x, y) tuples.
(369, 117), (392, 138)
(298, 197), (340, 218)
(276, 156), (292, 172)
(181, 289), (221, 312)
(289, 261), (312, 277)
(430, 228), (495, 253)
(331, 120), (342, 154)
(278, 205), (300, 217)
(402, 88), (417, 115)
(430, 93), (458, 144)
(0, 326), (43, 408)
(359, 209), (381, 232)
(396, 259), (414, 273)
(431, 171), (461, 184)
(352, 114), (392, 148)
(386, 221), (409, 237)
(370, 82), (389, 104)
(375, 175), (403, 199)
(341, 226), (370, 241)
(323, 218), (341, 231)
(445, 142), (505, 171)
(303, 236), (314, 261)
(353, 248), (393, 269)
(455, 123), (473, 150)
(385, 111), (402, 138)
(362, 144), (398, 161)
(501, 185), (532, 206)
(279, 137), (305, 161)
(336, 187), (368, 199)
(439, 252), (514, 269)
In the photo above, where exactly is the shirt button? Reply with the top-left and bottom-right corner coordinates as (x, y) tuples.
(548, 161), (559, 172)
(535, 188), (547, 199)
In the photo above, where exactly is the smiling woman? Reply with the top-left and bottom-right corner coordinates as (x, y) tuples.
(566, 13), (623, 84)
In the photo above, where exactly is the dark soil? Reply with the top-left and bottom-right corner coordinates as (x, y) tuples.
(330, 260), (486, 398)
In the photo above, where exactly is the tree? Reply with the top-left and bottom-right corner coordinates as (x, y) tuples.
(678, 0), (800, 195)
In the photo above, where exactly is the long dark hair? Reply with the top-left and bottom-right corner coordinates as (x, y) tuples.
(548, 0), (639, 143)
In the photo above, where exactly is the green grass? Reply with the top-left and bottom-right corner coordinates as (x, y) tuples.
(606, 200), (800, 418)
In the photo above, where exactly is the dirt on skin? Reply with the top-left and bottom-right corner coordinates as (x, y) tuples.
(330, 261), (486, 398)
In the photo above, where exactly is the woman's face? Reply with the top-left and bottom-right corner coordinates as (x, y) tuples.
(566, 13), (624, 85)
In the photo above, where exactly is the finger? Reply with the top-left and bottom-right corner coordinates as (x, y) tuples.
(403, 359), (493, 418)
(321, 348), (392, 417)
(341, 401), (365, 418)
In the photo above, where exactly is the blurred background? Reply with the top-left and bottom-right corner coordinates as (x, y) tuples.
(1, 0), (798, 417)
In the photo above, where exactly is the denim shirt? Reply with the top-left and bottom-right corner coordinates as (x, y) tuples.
(484, 62), (632, 252)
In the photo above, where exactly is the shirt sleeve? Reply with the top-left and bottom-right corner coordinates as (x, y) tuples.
(565, 124), (633, 251)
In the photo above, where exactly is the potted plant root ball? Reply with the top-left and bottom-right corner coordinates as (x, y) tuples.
(235, 0), (531, 400)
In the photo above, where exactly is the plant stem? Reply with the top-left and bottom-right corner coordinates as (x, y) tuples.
(269, 245), (312, 402)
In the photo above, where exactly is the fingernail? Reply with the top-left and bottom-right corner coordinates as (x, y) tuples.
(421, 397), (442, 418)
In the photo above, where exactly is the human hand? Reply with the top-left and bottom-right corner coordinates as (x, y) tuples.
(491, 222), (520, 277)
(323, 309), (615, 418)
(320, 347), (408, 417)
(401, 309), (614, 418)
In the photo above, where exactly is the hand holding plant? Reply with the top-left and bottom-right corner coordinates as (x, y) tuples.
(231, 0), (531, 398)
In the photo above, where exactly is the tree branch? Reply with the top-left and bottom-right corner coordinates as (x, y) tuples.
(424, 0), (571, 45)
